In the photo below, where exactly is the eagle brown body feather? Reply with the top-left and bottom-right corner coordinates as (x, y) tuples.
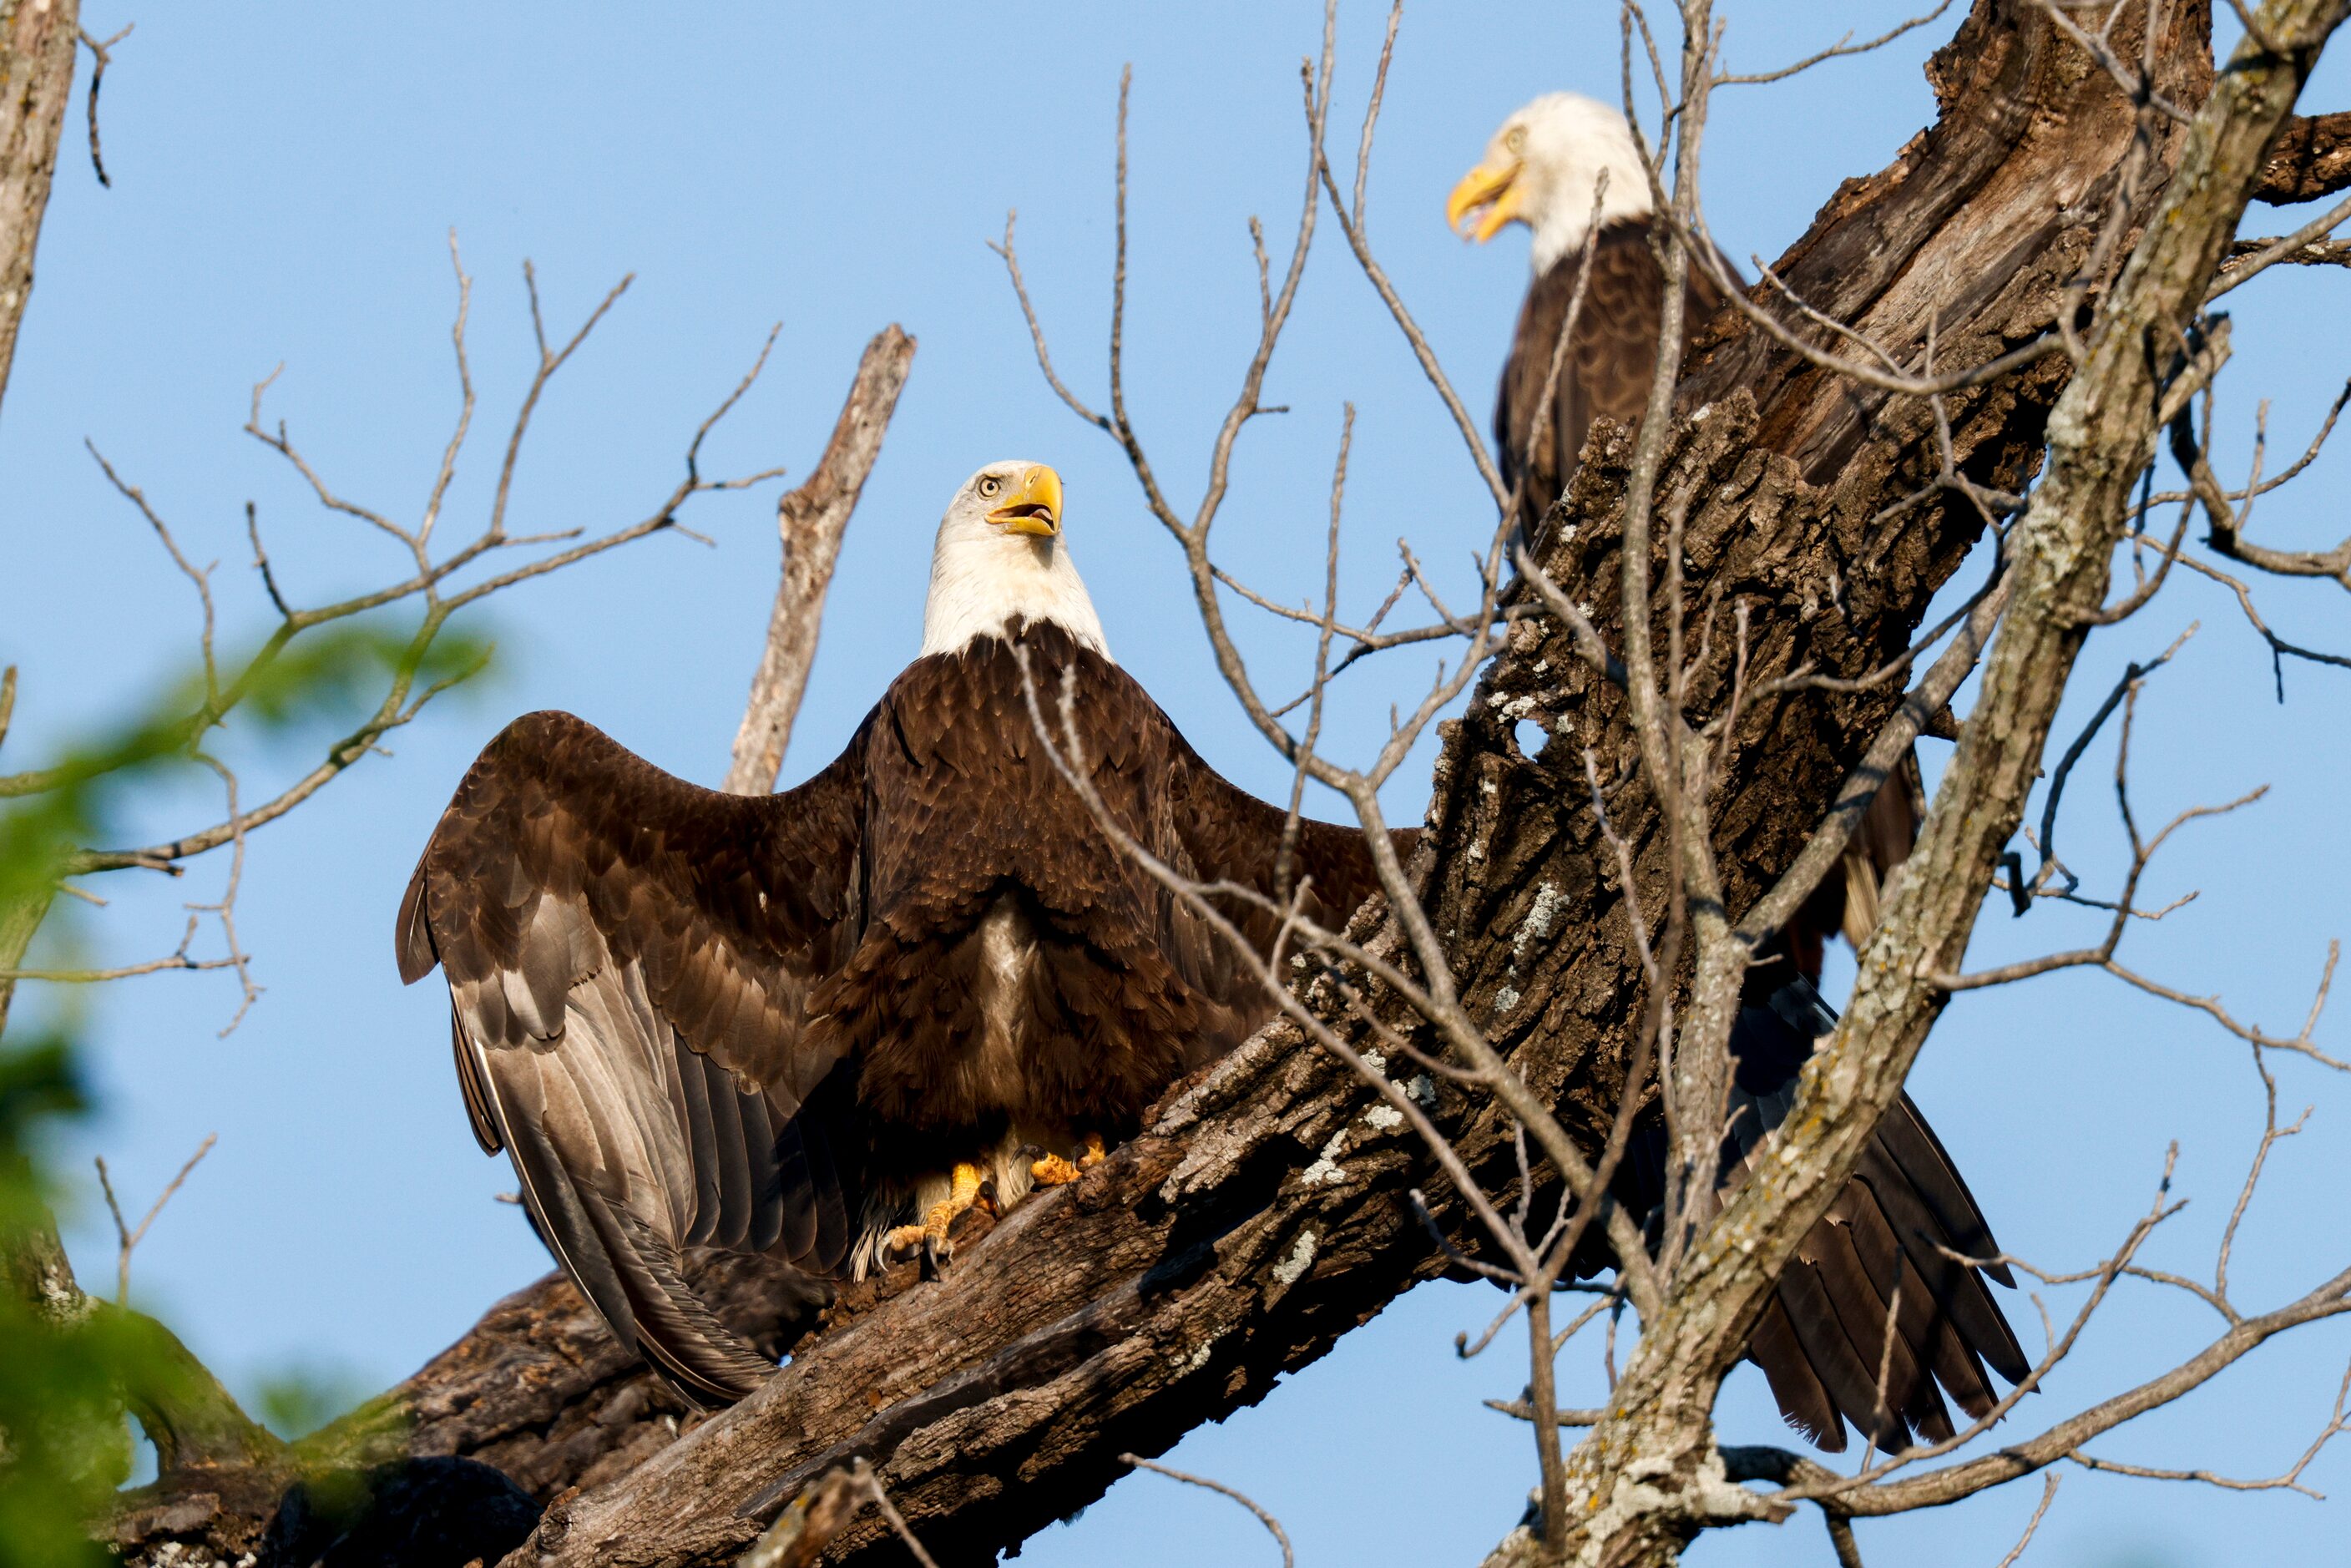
(398, 619), (1403, 1400)
(1497, 216), (2024, 1452)
(1497, 220), (1732, 554)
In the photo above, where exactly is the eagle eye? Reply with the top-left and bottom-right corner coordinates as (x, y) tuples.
(978, 475), (1004, 498)
(1504, 126), (1527, 154)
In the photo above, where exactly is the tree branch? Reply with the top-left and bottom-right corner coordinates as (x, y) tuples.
(0, 0), (79, 409)
(722, 325), (914, 796)
(2256, 108), (2351, 202)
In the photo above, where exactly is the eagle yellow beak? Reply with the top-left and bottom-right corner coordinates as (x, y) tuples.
(1447, 159), (1523, 243)
(988, 464), (1063, 538)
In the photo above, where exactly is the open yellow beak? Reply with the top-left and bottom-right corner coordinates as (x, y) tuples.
(987, 463), (1063, 538)
(1446, 159), (1523, 243)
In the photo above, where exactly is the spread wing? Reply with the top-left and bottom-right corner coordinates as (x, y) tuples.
(1167, 741), (1417, 1036)
(1722, 983), (2028, 1453)
(395, 710), (866, 1400)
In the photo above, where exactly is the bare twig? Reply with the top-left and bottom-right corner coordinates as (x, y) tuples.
(1121, 1454), (1296, 1568)
(94, 1132), (217, 1305)
(852, 1459), (941, 1568)
(2, 245), (791, 1062)
(1715, 0), (1958, 88)
(2032, 625), (2197, 896)
(1993, 1474), (2060, 1567)
(2210, 186), (2351, 296)
(2, 920), (236, 984)
(2067, 1359), (2351, 1496)
(76, 23), (131, 188)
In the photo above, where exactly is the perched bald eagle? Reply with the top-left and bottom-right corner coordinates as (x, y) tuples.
(1446, 91), (1736, 560)
(1453, 94), (2027, 1453)
(397, 463), (1403, 1401)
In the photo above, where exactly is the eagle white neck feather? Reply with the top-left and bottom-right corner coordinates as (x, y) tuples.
(919, 513), (1112, 661)
(1518, 93), (1655, 276)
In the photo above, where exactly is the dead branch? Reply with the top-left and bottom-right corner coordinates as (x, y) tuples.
(0, 0), (80, 409)
(75, 21), (129, 188)
(2257, 108), (2351, 201)
(1120, 1455), (1295, 1568)
(722, 325), (915, 796)
(94, 1134), (215, 1305)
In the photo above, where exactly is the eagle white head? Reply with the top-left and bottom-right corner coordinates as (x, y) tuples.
(920, 460), (1112, 661)
(1448, 92), (1654, 275)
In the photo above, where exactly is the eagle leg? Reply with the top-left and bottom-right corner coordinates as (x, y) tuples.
(1030, 1131), (1108, 1188)
(884, 1161), (988, 1270)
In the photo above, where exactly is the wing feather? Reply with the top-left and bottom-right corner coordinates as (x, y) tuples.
(671, 1030), (724, 1246)
(448, 1004), (503, 1155)
(1837, 1176), (1988, 1431)
(1749, 1294), (1844, 1450)
(1719, 984), (2025, 1451)
(1772, 1255), (1902, 1453)
(399, 711), (866, 1399)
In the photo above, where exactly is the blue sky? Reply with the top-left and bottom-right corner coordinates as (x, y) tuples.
(5, 5), (2348, 1564)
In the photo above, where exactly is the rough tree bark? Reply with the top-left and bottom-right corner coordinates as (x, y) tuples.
(723, 325), (916, 797)
(0, 0), (75, 417)
(0, 0), (79, 1033)
(2257, 106), (2351, 200)
(87, 3), (2300, 1565)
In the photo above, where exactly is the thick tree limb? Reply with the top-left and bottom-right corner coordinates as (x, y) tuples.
(723, 326), (915, 796)
(0, 0), (78, 413)
(2257, 109), (2351, 202)
(0, 0), (81, 1030)
(6, 1208), (291, 1554)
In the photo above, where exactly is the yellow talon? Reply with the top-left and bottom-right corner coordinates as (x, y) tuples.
(924, 1161), (985, 1242)
(886, 1161), (988, 1271)
(1033, 1132), (1109, 1188)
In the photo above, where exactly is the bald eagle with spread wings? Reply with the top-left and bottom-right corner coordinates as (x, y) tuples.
(1450, 93), (2029, 1453)
(397, 463), (1402, 1402)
